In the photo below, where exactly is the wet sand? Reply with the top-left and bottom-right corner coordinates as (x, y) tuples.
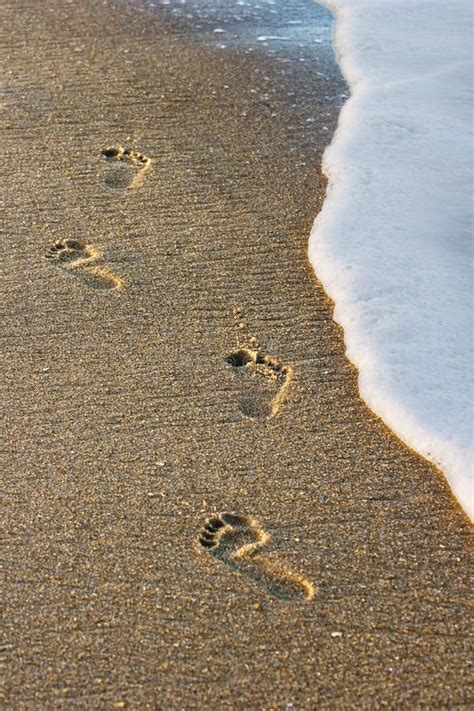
(2, 0), (473, 708)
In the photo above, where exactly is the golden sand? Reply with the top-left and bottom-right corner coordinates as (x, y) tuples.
(2, 0), (472, 707)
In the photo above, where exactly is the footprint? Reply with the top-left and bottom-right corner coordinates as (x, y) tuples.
(225, 347), (292, 419)
(100, 145), (152, 189)
(198, 512), (314, 602)
(45, 239), (123, 291)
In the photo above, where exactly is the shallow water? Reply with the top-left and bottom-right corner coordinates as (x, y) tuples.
(132, 0), (334, 52)
(312, 0), (473, 517)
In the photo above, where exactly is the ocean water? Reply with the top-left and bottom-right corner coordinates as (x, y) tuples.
(140, 0), (334, 51)
(311, 0), (473, 517)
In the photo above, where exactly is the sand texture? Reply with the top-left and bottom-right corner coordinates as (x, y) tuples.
(1, 1), (473, 708)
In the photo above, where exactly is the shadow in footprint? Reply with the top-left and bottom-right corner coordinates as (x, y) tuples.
(199, 512), (314, 602)
(225, 347), (292, 419)
(45, 239), (123, 291)
(100, 145), (152, 189)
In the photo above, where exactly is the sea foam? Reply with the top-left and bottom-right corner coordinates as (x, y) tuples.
(311, 0), (473, 517)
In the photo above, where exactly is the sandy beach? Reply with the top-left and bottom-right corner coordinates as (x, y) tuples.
(2, 0), (473, 708)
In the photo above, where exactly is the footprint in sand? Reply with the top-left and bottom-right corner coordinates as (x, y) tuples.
(199, 512), (314, 602)
(45, 239), (123, 291)
(100, 145), (152, 189)
(225, 347), (292, 420)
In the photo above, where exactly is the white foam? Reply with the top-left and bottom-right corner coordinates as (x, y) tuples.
(311, 0), (473, 517)
(257, 35), (290, 41)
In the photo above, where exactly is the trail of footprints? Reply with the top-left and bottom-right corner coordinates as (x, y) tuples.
(45, 142), (311, 603)
(225, 346), (292, 420)
(199, 512), (314, 602)
(202, 343), (310, 600)
(45, 144), (152, 290)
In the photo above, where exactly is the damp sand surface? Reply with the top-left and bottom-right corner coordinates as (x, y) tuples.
(1, 1), (473, 708)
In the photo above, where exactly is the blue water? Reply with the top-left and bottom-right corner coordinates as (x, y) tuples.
(138, 0), (334, 54)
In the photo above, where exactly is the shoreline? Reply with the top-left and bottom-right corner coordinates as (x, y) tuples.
(313, 0), (473, 518)
(2, 0), (472, 707)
